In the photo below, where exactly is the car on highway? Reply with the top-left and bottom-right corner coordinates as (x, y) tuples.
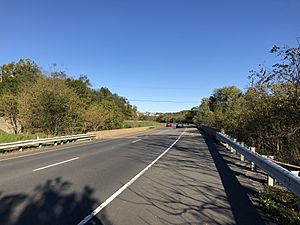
(176, 122), (184, 128)
(165, 122), (172, 127)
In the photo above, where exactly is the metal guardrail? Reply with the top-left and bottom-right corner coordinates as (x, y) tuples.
(216, 132), (300, 198)
(0, 134), (96, 152)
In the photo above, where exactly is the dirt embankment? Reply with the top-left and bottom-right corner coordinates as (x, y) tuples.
(88, 127), (154, 139)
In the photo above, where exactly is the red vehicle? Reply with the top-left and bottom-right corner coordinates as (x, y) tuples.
(165, 122), (172, 127)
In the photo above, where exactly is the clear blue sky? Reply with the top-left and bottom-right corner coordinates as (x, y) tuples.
(1, 0), (299, 112)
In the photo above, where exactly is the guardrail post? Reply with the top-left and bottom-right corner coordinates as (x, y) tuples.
(223, 141), (228, 149)
(232, 138), (237, 154)
(268, 175), (275, 186)
(250, 147), (256, 171)
(215, 131), (300, 202)
(291, 171), (300, 177)
(229, 138), (233, 153)
(60, 142), (64, 145)
(19, 147), (23, 152)
(291, 170), (300, 207)
(229, 143), (233, 152)
(54, 142), (57, 146)
(39, 144), (42, 148)
(240, 142), (245, 161)
(265, 156), (276, 186)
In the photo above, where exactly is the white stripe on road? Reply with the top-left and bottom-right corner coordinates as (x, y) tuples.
(77, 128), (186, 225)
(132, 139), (142, 143)
(32, 157), (79, 172)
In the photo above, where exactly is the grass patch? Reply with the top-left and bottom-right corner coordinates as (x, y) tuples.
(259, 186), (300, 225)
(122, 120), (163, 128)
(0, 121), (162, 144)
(0, 132), (46, 144)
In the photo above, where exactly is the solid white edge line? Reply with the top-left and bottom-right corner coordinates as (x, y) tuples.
(77, 128), (186, 225)
(132, 139), (142, 143)
(32, 157), (79, 172)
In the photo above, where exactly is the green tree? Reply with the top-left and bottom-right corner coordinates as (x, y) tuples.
(247, 43), (300, 164)
(100, 100), (125, 129)
(0, 59), (40, 95)
(65, 74), (93, 102)
(19, 78), (83, 135)
(92, 87), (137, 120)
(185, 107), (198, 123)
(209, 86), (242, 112)
(83, 104), (108, 131)
(0, 94), (19, 133)
(194, 98), (215, 126)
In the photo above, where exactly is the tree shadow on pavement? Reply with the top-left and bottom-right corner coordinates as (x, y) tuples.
(199, 130), (266, 225)
(116, 128), (238, 225)
(0, 177), (111, 225)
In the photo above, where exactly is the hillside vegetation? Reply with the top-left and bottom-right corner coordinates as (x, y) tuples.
(0, 60), (138, 135)
(193, 43), (300, 165)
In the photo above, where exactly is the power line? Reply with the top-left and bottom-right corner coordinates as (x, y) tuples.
(107, 85), (201, 90)
(129, 99), (199, 103)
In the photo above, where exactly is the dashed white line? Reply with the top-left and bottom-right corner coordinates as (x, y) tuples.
(77, 128), (186, 225)
(132, 139), (142, 143)
(32, 157), (79, 172)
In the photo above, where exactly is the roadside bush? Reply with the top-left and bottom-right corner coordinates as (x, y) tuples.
(258, 186), (300, 225)
(19, 78), (84, 135)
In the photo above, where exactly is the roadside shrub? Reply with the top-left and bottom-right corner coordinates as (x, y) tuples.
(259, 186), (300, 225)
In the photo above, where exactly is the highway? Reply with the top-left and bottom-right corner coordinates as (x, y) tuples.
(0, 127), (267, 225)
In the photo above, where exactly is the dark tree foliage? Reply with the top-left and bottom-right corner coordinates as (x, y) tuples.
(65, 74), (93, 104)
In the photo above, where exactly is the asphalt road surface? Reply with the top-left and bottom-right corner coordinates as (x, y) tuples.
(0, 127), (267, 225)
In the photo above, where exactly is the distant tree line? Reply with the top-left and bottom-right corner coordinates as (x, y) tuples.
(193, 43), (300, 165)
(139, 108), (198, 124)
(0, 59), (138, 135)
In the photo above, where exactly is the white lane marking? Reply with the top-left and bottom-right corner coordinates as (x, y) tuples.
(132, 139), (142, 143)
(77, 128), (186, 225)
(32, 157), (79, 172)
